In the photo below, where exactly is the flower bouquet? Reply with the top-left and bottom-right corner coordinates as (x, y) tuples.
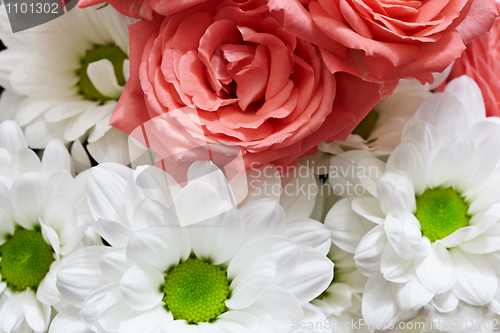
(0, 0), (499, 332)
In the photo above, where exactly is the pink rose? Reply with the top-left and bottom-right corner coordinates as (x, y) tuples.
(111, 0), (398, 170)
(77, 0), (207, 20)
(438, 19), (500, 116)
(268, 0), (498, 84)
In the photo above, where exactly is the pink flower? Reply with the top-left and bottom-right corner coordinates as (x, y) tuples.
(111, 0), (397, 170)
(439, 19), (500, 117)
(77, 0), (207, 20)
(268, 0), (498, 84)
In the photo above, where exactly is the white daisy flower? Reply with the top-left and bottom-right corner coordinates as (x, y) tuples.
(324, 76), (500, 327)
(0, 120), (90, 333)
(51, 162), (333, 333)
(0, 4), (137, 168)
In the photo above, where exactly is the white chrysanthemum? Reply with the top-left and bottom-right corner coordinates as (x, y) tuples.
(0, 4), (137, 168)
(0, 120), (90, 333)
(324, 76), (500, 328)
(51, 162), (333, 333)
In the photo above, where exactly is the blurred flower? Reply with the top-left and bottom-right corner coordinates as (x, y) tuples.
(0, 4), (137, 168)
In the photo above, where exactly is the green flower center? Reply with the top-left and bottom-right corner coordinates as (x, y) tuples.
(0, 228), (55, 291)
(415, 187), (471, 243)
(162, 258), (230, 324)
(76, 44), (128, 103)
(352, 109), (379, 140)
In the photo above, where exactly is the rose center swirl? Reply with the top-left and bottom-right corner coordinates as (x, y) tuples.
(76, 44), (128, 103)
(162, 258), (230, 324)
(415, 187), (471, 243)
(0, 228), (55, 291)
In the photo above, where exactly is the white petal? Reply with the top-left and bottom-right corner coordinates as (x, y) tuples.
(79, 282), (121, 333)
(189, 205), (242, 265)
(354, 224), (386, 277)
(0, 209), (14, 245)
(48, 305), (93, 333)
(401, 121), (442, 157)
(238, 198), (286, 246)
(460, 224), (500, 254)
(214, 310), (259, 332)
(431, 291), (459, 313)
(228, 237), (299, 285)
(384, 211), (414, 260)
(351, 196), (385, 224)
(93, 218), (134, 247)
(87, 59), (123, 100)
(391, 277), (434, 311)
(41, 140), (73, 177)
(227, 256), (277, 309)
(70, 139), (92, 174)
(126, 227), (190, 271)
(120, 263), (164, 312)
(279, 246), (334, 303)
(86, 163), (131, 224)
(131, 199), (180, 229)
(37, 261), (61, 306)
(119, 305), (173, 333)
(25, 117), (69, 149)
(247, 285), (303, 326)
(279, 164), (318, 219)
(39, 214), (61, 258)
(0, 290), (26, 333)
(9, 172), (53, 229)
(173, 180), (227, 227)
(63, 105), (109, 142)
(386, 142), (430, 195)
(24, 288), (51, 333)
(413, 90), (469, 142)
(87, 128), (132, 165)
(284, 218), (331, 256)
(444, 76), (485, 124)
(415, 243), (456, 294)
(361, 277), (399, 327)
(380, 243), (415, 283)
(56, 246), (109, 307)
(42, 193), (78, 243)
(0, 120), (27, 155)
(428, 135), (475, 190)
(436, 226), (475, 249)
(450, 249), (498, 306)
(99, 247), (131, 282)
(9, 148), (41, 179)
(377, 170), (416, 215)
(401, 212), (431, 255)
(324, 197), (375, 253)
